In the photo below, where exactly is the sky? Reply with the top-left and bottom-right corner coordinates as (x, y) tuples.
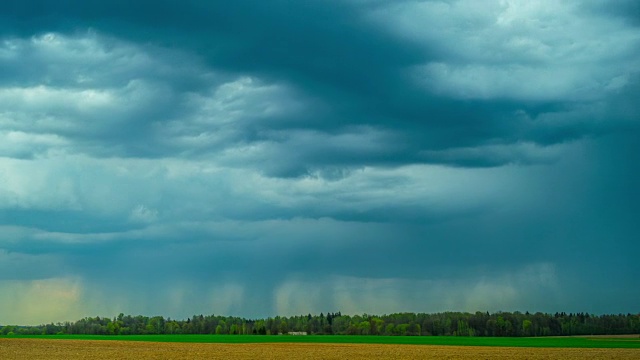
(0, 0), (639, 325)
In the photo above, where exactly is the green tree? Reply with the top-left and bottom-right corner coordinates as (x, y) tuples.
(279, 320), (288, 334)
(384, 323), (395, 335)
(523, 319), (533, 336)
(357, 321), (371, 335)
(370, 317), (384, 335)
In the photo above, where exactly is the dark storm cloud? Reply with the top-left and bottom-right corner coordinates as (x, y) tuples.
(0, 1), (639, 323)
(3, 0), (635, 173)
(583, 0), (640, 25)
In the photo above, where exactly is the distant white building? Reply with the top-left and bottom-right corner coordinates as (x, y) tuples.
(287, 331), (308, 336)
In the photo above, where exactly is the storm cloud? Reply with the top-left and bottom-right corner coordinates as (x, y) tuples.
(0, 0), (638, 325)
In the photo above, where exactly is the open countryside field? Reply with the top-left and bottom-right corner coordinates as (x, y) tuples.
(5, 334), (640, 348)
(2, 338), (640, 360)
(1, 336), (639, 360)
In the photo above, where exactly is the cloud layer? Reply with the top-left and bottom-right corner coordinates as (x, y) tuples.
(0, 0), (638, 324)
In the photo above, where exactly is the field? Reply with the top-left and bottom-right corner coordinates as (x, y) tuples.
(2, 338), (640, 359)
(4, 334), (640, 348)
(1, 335), (639, 359)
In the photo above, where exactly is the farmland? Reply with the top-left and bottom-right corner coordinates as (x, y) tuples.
(4, 334), (640, 348)
(1, 337), (640, 360)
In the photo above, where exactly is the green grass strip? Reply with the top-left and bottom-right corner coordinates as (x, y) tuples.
(3, 335), (640, 349)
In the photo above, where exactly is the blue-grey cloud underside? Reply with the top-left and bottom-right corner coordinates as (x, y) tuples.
(0, 0), (638, 325)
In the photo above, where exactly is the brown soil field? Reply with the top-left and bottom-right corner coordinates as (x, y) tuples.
(1, 338), (639, 359)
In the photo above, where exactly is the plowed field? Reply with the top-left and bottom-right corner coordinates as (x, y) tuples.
(2, 338), (639, 359)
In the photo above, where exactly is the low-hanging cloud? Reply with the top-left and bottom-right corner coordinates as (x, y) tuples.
(0, 0), (638, 324)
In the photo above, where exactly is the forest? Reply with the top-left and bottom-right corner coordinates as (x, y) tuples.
(2, 311), (639, 337)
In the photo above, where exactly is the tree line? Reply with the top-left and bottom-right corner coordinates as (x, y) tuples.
(2, 311), (639, 337)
